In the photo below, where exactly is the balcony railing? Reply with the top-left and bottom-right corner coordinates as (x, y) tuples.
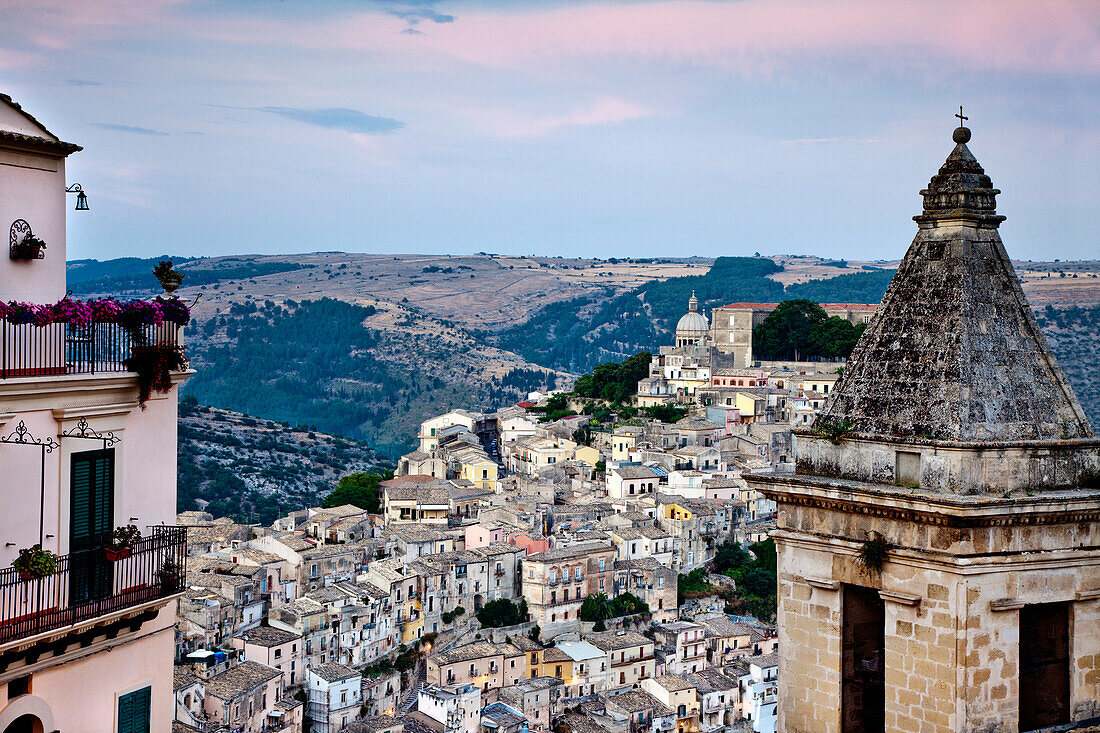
(0, 319), (183, 380)
(0, 525), (187, 644)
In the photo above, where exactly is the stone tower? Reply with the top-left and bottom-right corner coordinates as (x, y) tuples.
(746, 123), (1100, 732)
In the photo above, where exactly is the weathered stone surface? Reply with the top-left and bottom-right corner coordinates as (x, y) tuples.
(818, 133), (1092, 442)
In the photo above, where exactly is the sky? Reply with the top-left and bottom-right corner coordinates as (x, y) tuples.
(2, 0), (1098, 262)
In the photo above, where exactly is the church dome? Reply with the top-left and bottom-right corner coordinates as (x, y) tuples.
(675, 291), (709, 346)
(676, 310), (709, 334)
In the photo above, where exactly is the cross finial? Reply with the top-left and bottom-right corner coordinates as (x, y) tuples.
(955, 106), (968, 127)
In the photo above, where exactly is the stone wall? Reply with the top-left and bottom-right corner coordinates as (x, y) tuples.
(757, 475), (1100, 733)
(794, 432), (1100, 494)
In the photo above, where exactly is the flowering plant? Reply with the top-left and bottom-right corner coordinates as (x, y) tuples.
(0, 296), (190, 329)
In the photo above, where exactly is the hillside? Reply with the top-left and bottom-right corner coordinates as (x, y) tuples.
(70, 253), (1100, 455)
(177, 398), (389, 524)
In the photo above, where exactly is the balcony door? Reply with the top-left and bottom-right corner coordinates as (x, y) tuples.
(70, 449), (114, 605)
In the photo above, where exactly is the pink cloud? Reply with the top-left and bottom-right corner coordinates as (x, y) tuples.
(472, 97), (656, 137)
(273, 0), (1100, 77)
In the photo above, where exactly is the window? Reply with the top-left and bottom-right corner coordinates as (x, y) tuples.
(1020, 602), (1070, 730)
(7, 675), (30, 699)
(274, 649), (282, 659)
(118, 686), (151, 733)
(598, 558), (605, 572)
(841, 585), (884, 733)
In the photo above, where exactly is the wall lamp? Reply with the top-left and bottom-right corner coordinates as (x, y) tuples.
(65, 183), (89, 211)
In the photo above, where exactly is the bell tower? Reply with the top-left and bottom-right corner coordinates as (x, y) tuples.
(747, 120), (1100, 732)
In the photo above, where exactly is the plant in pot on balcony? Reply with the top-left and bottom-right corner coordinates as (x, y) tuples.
(157, 559), (182, 591)
(105, 524), (142, 561)
(152, 259), (184, 294)
(11, 544), (57, 580)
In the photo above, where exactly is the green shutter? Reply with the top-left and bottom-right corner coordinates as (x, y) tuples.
(71, 455), (92, 543)
(118, 686), (151, 733)
(70, 450), (115, 603)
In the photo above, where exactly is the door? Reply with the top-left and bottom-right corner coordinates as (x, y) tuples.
(1020, 602), (1070, 730)
(70, 449), (114, 605)
(842, 584), (885, 733)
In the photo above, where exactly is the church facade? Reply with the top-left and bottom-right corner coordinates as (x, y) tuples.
(746, 124), (1100, 732)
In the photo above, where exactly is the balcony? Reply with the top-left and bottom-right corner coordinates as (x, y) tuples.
(0, 526), (187, 645)
(1, 314), (185, 380)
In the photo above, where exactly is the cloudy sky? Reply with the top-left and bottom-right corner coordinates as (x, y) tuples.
(2, 0), (1098, 261)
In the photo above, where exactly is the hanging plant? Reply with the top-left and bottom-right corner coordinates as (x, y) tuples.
(12, 544), (57, 580)
(857, 532), (891, 573)
(123, 343), (188, 408)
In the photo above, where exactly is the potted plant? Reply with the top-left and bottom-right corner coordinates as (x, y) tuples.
(105, 524), (142, 561)
(12, 544), (57, 580)
(153, 259), (184, 294)
(11, 234), (47, 260)
(158, 559), (182, 591)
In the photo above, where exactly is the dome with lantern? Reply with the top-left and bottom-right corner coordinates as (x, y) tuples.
(675, 291), (710, 346)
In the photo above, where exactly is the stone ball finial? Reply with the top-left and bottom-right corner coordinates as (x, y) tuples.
(953, 126), (971, 144)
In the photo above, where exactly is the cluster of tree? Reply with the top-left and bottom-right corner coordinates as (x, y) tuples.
(441, 606), (466, 624)
(185, 297), (543, 457)
(498, 256), (893, 376)
(784, 269), (893, 303)
(572, 352), (652, 404)
(476, 598), (528, 628)
(68, 256), (311, 296)
(579, 592), (650, 630)
(580, 400), (686, 426)
(752, 299), (867, 360)
(712, 539), (778, 621)
(322, 471), (393, 514)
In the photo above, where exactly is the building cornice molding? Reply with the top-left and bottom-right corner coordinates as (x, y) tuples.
(749, 475), (1100, 527)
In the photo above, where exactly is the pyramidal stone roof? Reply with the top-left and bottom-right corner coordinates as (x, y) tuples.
(817, 126), (1092, 442)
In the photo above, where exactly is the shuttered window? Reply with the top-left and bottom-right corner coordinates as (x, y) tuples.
(1020, 603), (1070, 731)
(70, 450), (114, 604)
(118, 686), (151, 733)
(71, 450), (114, 547)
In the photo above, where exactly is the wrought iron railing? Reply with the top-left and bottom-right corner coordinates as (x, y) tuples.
(0, 525), (187, 644)
(0, 320), (183, 379)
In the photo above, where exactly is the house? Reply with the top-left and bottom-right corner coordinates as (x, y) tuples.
(653, 621), (708, 675)
(426, 640), (525, 692)
(684, 669), (740, 733)
(606, 466), (661, 500)
(382, 481), (451, 525)
(308, 663), (363, 733)
(641, 674), (701, 733)
(0, 95), (189, 731)
(556, 640), (607, 699)
(417, 683), (482, 733)
(520, 542), (617, 636)
(612, 559), (678, 623)
(586, 631), (656, 691)
(497, 677), (565, 730)
(202, 660), (287, 732)
(232, 625), (304, 687)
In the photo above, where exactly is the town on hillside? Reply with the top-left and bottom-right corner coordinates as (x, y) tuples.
(1, 83), (1098, 733)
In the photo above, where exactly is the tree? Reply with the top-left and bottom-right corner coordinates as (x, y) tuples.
(713, 541), (753, 576)
(476, 599), (526, 628)
(323, 470), (392, 513)
(580, 593), (614, 623)
(753, 299), (828, 360)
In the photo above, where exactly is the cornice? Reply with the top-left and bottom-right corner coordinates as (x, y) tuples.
(751, 474), (1100, 527)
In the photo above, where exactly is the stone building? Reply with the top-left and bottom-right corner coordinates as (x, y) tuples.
(746, 123), (1100, 732)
